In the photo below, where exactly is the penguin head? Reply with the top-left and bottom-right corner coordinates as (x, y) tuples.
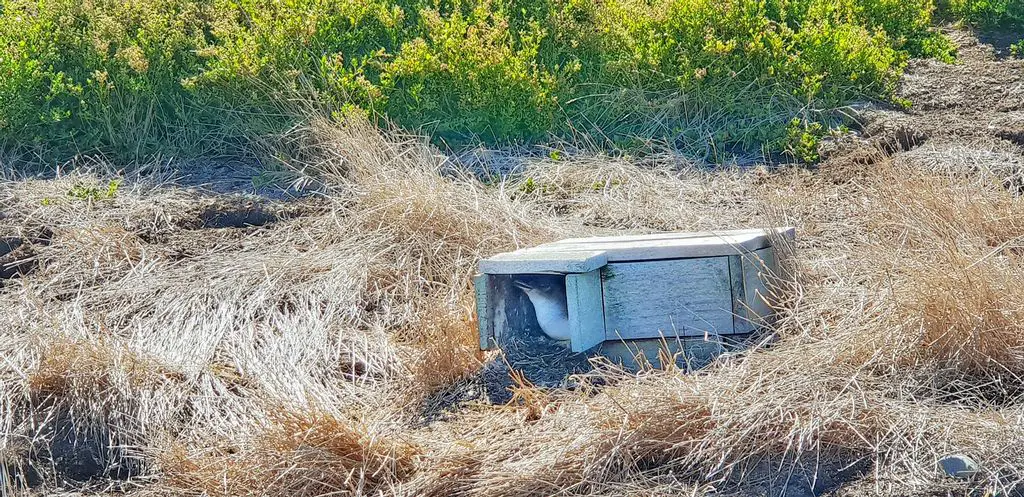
(513, 278), (564, 300)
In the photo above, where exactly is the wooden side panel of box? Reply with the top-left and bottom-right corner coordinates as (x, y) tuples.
(602, 257), (734, 339)
(474, 274), (496, 350)
(565, 269), (605, 352)
(729, 247), (779, 333)
(728, 255), (748, 333)
(741, 246), (777, 329)
(598, 336), (725, 371)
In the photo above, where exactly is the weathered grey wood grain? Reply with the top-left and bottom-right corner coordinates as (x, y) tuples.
(565, 269), (605, 352)
(536, 227), (795, 262)
(474, 274), (495, 350)
(602, 257), (735, 339)
(739, 247), (777, 329)
(728, 255), (754, 333)
(599, 336), (725, 371)
(479, 227), (796, 274)
(492, 276), (511, 347)
(478, 249), (607, 274)
(554, 227), (793, 246)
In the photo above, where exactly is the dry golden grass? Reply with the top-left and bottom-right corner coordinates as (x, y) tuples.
(159, 409), (417, 496)
(2, 117), (1024, 496)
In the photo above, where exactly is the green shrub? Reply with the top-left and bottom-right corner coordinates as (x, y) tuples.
(0, 0), (220, 158)
(942, 0), (1024, 28)
(785, 117), (825, 164)
(380, 1), (561, 141)
(0, 0), (972, 163)
(199, 0), (403, 112)
(67, 178), (122, 201)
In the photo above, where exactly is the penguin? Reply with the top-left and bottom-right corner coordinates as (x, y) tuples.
(513, 278), (571, 342)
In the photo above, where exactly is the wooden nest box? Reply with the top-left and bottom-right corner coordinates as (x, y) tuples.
(475, 227), (795, 371)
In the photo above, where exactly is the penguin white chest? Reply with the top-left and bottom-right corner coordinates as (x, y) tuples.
(525, 294), (571, 341)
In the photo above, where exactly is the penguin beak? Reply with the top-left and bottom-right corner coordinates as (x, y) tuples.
(513, 280), (532, 292)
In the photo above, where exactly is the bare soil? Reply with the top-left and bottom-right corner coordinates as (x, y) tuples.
(861, 29), (1024, 160)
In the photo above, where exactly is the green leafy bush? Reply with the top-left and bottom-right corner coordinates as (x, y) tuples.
(942, 0), (1024, 28)
(785, 117), (825, 163)
(0, 0), (221, 158)
(0, 0), (972, 163)
(380, 2), (560, 142)
(67, 178), (122, 201)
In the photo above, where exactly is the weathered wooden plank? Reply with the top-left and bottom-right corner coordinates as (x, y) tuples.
(492, 277), (511, 347)
(598, 336), (725, 371)
(565, 270), (605, 352)
(602, 257), (735, 339)
(728, 255), (754, 334)
(739, 247), (777, 329)
(479, 228), (796, 274)
(474, 273), (495, 350)
(554, 227), (793, 246)
(478, 249), (607, 274)
(545, 239), (749, 260)
(536, 228), (793, 262)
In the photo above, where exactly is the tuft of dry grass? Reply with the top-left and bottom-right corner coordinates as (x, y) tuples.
(29, 338), (183, 402)
(401, 297), (485, 396)
(887, 246), (1024, 373)
(159, 410), (417, 497)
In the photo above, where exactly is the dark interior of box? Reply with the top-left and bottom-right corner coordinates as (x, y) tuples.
(488, 273), (591, 386)
(491, 273), (563, 346)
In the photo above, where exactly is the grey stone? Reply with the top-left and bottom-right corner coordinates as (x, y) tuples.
(938, 454), (980, 479)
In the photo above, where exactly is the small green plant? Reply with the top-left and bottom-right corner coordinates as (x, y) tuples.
(785, 118), (825, 164)
(520, 177), (537, 194)
(893, 97), (914, 110)
(1011, 40), (1024, 58)
(67, 179), (122, 202)
(591, 179), (623, 191)
(518, 176), (557, 194)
